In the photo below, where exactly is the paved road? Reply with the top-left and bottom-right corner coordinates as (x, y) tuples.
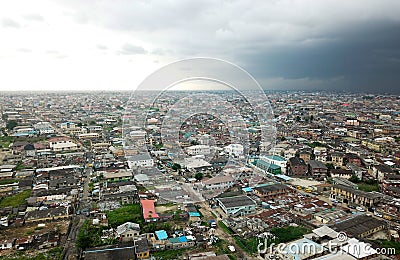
(63, 216), (85, 260)
(63, 157), (92, 260)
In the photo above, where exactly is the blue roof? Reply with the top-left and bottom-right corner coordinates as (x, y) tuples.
(168, 237), (188, 243)
(168, 237), (180, 243)
(189, 212), (201, 217)
(178, 236), (187, 242)
(155, 230), (168, 240)
(242, 187), (253, 192)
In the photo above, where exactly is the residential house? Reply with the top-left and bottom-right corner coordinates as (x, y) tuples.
(374, 164), (395, 182)
(330, 169), (353, 179)
(103, 170), (132, 182)
(261, 155), (287, 174)
(116, 222), (140, 242)
(48, 137), (78, 152)
(200, 175), (235, 191)
(287, 157), (308, 176)
(127, 154), (154, 168)
(308, 160), (328, 179)
(140, 200), (159, 222)
(0, 239), (15, 250)
(216, 195), (256, 216)
(331, 152), (345, 167)
(253, 183), (290, 199)
(330, 184), (382, 207)
(134, 238), (150, 259)
(332, 215), (386, 238)
(24, 207), (69, 223)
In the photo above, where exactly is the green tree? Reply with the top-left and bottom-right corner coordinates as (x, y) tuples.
(195, 172), (203, 181)
(6, 120), (18, 130)
(171, 163), (181, 171)
(349, 174), (361, 183)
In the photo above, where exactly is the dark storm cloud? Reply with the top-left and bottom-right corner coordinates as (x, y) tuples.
(241, 20), (400, 93)
(57, 0), (400, 93)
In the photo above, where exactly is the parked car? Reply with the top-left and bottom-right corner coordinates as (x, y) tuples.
(356, 206), (365, 212)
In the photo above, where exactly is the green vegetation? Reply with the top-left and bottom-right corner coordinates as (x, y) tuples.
(142, 222), (172, 233)
(0, 189), (31, 208)
(195, 172), (203, 181)
(154, 143), (163, 149)
(106, 203), (143, 228)
(0, 136), (13, 148)
(213, 238), (237, 259)
(358, 183), (379, 192)
(0, 179), (18, 185)
(15, 163), (31, 171)
(88, 182), (94, 192)
(77, 220), (117, 250)
(152, 248), (187, 259)
(157, 202), (175, 207)
(171, 163), (181, 171)
(6, 120), (18, 130)
(234, 236), (259, 255)
(307, 141), (325, 148)
(373, 239), (400, 255)
(325, 163), (335, 170)
(349, 175), (380, 192)
(218, 220), (234, 235)
(270, 226), (309, 243)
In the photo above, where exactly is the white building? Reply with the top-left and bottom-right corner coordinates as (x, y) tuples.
(49, 138), (78, 152)
(0, 239), (14, 250)
(186, 145), (212, 156)
(128, 154), (154, 168)
(116, 222), (140, 242)
(201, 175), (235, 190)
(314, 147), (328, 162)
(261, 155), (287, 173)
(34, 122), (55, 135)
(224, 144), (244, 158)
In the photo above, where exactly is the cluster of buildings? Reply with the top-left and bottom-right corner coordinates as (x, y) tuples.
(0, 91), (399, 259)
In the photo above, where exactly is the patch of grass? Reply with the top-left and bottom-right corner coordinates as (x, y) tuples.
(76, 220), (112, 250)
(270, 226), (309, 243)
(0, 179), (18, 185)
(157, 202), (175, 207)
(152, 248), (187, 259)
(358, 183), (379, 192)
(0, 136), (13, 148)
(218, 220), (234, 235)
(373, 239), (400, 255)
(0, 189), (31, 207)
(234, 236), (259, 255)
(106, 203), (143, 228)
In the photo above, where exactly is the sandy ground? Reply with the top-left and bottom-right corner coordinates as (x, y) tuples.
(0, 220), (70, 241)
(155, 204), (178, 213)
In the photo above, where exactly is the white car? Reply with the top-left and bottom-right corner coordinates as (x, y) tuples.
(374, 211), (383, 217)
(356, 207), (365, 212)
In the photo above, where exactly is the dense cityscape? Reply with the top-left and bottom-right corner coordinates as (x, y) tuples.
(0, 90), (399, 260)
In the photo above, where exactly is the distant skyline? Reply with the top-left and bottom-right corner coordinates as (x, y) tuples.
(1, 1), (400, 94)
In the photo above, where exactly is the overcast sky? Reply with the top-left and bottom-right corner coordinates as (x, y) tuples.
(1, 0), (400, 93)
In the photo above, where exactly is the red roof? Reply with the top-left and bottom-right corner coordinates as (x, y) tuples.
(140, 199), (159, 220)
